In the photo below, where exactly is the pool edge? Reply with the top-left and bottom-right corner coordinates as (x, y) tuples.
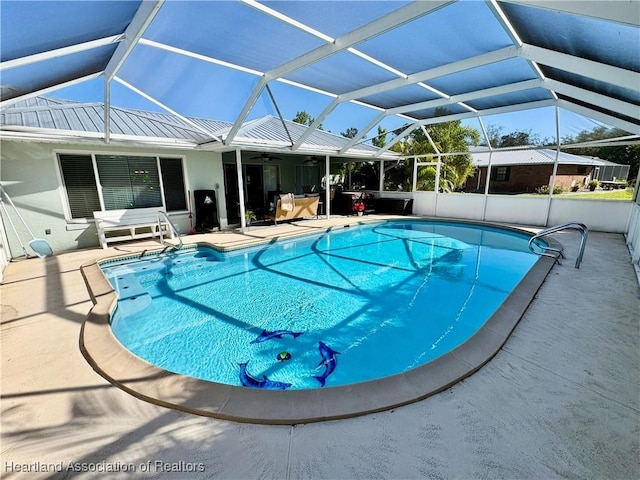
(79, 220), (562, 425)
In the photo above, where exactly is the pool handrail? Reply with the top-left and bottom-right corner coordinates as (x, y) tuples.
(528, 222), (588, 268)
(157, 210), (183, 250)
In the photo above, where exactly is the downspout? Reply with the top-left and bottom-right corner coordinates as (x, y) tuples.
(545, 106), (561, 226)
(236, 149), (247, 232)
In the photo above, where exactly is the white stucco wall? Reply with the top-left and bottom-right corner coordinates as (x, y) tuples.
(432, 193), (485, 221)
(484, 195), (549, 227)
(548, 198), (633, 233)
(0, 139), (224, 256)
(625, 202), (640, 266)
(412, 191), (633, 233)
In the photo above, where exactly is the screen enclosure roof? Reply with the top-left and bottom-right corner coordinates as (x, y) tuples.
(0, 0), (638, 158)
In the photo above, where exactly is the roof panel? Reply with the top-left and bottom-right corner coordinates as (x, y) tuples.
(428, 57), (538, 96)
(466, 88), (554, 111)
(118, 44), (262, 121)
(284, 50), (399, 95)
(406, 103), (470, 120)
(74, 106), (101, 132)
(144, 1), (325, 73)
(0, 45), (117, 101)
(35, 110), (55, 129)
(262, 1), (413, 38)
(356, 1), (514, 74)
(542, 66), (640, 106)
(59, 107), (83, 131)
(358, 84), (440, 110)
(500, 1), (640, 72)
(557, 94), (640, 129)
(0, 0), (140, 61)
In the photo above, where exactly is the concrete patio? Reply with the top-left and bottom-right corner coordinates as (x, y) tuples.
(1, 217), (638, 479)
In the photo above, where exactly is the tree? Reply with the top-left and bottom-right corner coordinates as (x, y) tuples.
(292, 111), (323, 130)
(372, 126), (387, 148)
(563, 127), (639, 182)
(341, 127), (358, 139)
(486, 125), (541, 147)
(388, 114), (480, 191)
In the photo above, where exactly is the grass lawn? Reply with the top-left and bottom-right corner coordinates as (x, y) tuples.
(566, 188), (634, 200)
(520, 188), (634, 200)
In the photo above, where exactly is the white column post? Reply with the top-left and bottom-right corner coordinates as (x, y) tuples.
(236, 149), (247, 232)
(325, 154), (331, 218)
(478, 117), (492, 221)
(412, 156), (418, 192)
(546, 106), (561, 226)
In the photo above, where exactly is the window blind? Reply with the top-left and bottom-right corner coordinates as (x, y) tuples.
(58, 153), (186, 218)
(96, 155), (161, 210)
(160, 157), (187, 211)
(58, 154), (101, 219)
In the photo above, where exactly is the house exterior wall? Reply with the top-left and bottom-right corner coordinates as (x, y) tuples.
(554, 165), (594, 190)
(0, 139), (225, 255)
(465, 164), (595, 194)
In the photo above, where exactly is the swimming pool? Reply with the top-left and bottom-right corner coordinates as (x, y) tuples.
(100, 220), (543, 391)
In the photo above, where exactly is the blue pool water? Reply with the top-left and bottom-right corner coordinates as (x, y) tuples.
(102, 221), (540, 390)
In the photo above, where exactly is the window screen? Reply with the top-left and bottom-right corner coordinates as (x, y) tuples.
(58, 154), (101, 219)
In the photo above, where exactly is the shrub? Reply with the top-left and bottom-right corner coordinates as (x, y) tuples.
(588, 180), (599, 191)
(536, 184), (564, 195)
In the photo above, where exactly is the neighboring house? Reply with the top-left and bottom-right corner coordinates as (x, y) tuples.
(464, 149), (629, 194)
(0, 97), (395, 255)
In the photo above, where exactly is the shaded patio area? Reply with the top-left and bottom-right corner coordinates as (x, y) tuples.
(1, 217), (638, 479)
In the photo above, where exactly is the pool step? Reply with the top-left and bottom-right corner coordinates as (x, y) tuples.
(116, 293), (152, 317)
(111, 273), (147, 300)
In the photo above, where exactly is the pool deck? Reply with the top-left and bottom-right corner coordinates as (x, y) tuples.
(1, 215), (639, 479)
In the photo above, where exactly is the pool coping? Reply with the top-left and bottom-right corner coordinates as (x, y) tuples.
(79, 218), (561, 425)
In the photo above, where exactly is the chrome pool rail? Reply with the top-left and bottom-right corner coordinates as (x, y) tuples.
(157, 210), (183, 251)
(528, 222), (588, 268)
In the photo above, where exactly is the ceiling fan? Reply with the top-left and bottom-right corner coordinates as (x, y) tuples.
(303, 155), (322, 165)
(250, 152), (281, 162)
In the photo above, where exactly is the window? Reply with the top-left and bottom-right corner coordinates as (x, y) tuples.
(96, 155), (162, 209)
(160, 157), (187, 211)
(59, 154), (101, 218)
(492, 166), (510, 181)
(58, 153), (186, 219)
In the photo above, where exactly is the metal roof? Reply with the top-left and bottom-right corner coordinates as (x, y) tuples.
(471, 148), (623, 167)
(1, 97), (224, 142)
(0, 96), (384, 156)
(0, 1), (638, 156)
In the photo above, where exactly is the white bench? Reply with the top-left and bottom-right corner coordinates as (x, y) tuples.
(94, 208), (174, 249)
